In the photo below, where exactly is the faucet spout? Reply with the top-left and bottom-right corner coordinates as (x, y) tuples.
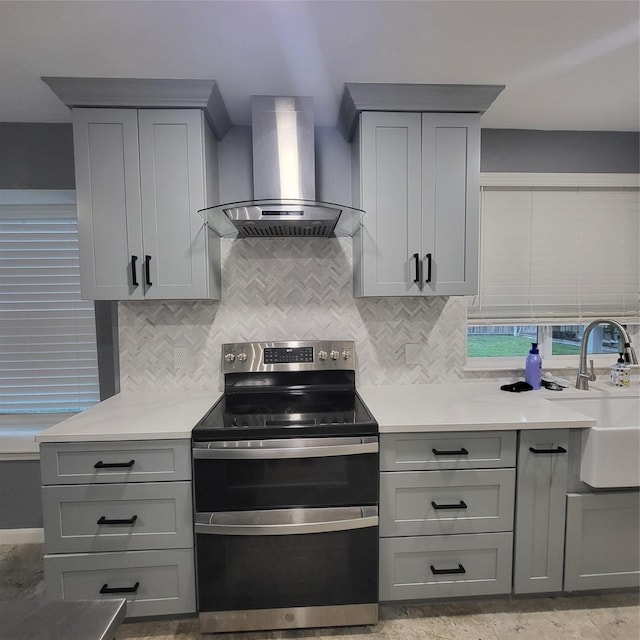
(576, 319), (638, 390)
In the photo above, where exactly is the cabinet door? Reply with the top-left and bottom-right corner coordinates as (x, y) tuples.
(422, 113), (480, 295)
(73, 109), (144, 300)
(138, 110), (210, 299)
(513, 429), (569, 594)
(564, 491), (640, 591)
(354, 112), (422, 296)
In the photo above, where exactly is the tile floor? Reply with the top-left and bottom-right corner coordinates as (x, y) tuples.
(1, 543), (638, 640)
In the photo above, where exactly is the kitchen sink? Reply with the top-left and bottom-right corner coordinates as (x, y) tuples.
(551, 392), (640, 489)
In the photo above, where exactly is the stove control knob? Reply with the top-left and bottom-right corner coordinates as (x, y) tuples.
(330, 350), (339, 361)
(236, 352), (248, 363)
(341, 349), (351, 360)
(224, 353), (236, 363)
(317, 350), (328, 361)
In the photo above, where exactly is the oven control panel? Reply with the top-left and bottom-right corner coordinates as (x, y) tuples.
(222, 340), (355, 373)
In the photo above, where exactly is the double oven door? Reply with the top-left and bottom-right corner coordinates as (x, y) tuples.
(192, 436), (379, 633)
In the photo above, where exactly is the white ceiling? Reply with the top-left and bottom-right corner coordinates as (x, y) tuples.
(1, 0), (638, 131)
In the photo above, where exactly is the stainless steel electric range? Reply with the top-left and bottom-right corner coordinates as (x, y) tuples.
(191, 340), (379, 634)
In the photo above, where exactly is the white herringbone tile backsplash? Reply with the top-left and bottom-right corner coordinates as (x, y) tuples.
(119, 238), (468, 392)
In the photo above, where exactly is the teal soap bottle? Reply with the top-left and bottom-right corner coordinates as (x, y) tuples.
(525, 342), (542, 389)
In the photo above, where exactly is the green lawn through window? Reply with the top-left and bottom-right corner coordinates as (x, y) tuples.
(468, 335), (582, 357)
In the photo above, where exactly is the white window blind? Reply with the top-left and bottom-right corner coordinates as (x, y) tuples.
(468, 186), (640, 323)
(0, 203), (99, 414)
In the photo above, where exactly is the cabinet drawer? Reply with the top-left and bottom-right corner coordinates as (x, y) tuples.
(379, 532), (513, 601)
(380, 468), (515, 537)
(42, 482), (193, 554)
(40, 440), (191, 485)
(380, 431), (516, 471)
(44, 548), (195, 618)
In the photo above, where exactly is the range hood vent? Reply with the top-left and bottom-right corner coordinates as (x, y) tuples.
(199, 96), (364, 238)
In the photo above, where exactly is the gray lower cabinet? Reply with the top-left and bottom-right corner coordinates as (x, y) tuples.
(513, 429), (569, 594)
(380, 468), (515, 537)
(379, 431), (515, 601)
(41, 439), (195, 618)
(40, 439), (192, 485)
(44, 548), (195, 618)
(564, 491), (640, 591)
(380, 431), (517, 471)
(380, 532), (513, 601)
(42, 481), (193, 553)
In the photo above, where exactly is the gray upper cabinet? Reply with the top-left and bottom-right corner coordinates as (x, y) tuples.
(73, 107), (221, 300)
(351, 111), (480, 297)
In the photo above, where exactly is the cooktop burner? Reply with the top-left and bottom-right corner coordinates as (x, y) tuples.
(192, 340), (378, 441)
(192, 391), (377, 440)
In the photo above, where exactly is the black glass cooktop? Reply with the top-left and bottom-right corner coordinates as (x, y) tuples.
(192, 390), (378, 441)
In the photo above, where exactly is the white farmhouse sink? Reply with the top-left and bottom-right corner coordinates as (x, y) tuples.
(552, 393), (640, 489)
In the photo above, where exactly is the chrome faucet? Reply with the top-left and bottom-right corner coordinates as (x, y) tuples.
(576, 319), (638, 390)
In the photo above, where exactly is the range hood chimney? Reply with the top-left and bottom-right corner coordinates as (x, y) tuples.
(199, 96), (364, 238)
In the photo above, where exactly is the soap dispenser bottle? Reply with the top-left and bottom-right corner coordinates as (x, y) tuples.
(611, 353), (631, 387)
(525, 342), (542, 389)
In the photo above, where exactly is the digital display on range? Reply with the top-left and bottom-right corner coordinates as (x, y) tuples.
(263, 347), (314, 364)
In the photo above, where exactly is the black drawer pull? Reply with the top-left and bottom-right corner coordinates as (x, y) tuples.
(131, 255), (138, 287)
(431, 500), (468, 510)
(100, 581), (140, 595)
(430, 564), (466, 576)
(529, 446), (567, 455)
(97, 515), (138, 526)
(432, 447), (469, 456)
(413, 253), (420, 283)
(144, 255), (152, 286)
(94, 459), (135, 469)
(425, 252), (432, 283)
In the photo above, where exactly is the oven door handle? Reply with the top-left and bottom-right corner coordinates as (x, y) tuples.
(194, 507), (378, 536)
(192, 437), (378, 459)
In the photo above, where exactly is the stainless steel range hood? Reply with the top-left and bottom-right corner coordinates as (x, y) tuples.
(199, 96), (364, 238)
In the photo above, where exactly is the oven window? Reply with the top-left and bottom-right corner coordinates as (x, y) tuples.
(193, 453), (378, 512)
(196, 527), (378, 611)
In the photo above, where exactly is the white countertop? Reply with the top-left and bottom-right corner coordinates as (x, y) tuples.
(358, 382), (607, 433)
(35, 380), (638, 443)
(35, 389), (218, 443)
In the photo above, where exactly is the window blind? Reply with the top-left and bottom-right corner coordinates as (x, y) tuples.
(0, 204), (99, 414)
(468, 186), (640, 324)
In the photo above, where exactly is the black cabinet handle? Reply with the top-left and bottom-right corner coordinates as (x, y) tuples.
(144, 255), (152, 286)
(425, 252), (432, 283)
(94, 459), (135, 469)
(529, 446), (567, 454)
(432, 447), (469, 456)
(413, 253), (420, 283)
(131, 255), (138, 287)
(431, 500), (468, 510)
(100, 581), (140, 595)
(97, 515), (138, 526)
(430, 564), (466, 575)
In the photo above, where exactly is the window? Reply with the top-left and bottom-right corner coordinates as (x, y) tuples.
(467, 178), (640, 367)
(0, 193), (99, 426)
(468, 324), (630, 360)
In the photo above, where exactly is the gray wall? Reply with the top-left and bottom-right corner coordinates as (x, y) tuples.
(481, 129), (640, 173)
(0, 123), (72, 530)
(0, 123), (75, 189)
(0, 461), (42, 529)
(0, 121), (638, 531)
(2, 123), (637, 193)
